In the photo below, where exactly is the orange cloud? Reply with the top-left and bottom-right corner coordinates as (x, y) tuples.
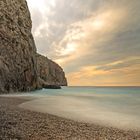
(66, 63), (140, 86)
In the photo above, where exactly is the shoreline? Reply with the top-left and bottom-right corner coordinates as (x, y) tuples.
(19, 93), (140, 131)
(0, 96), (140, 139)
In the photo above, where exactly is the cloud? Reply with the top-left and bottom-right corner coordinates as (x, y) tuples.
(27, 0), (140, 86)
(96, 57), (140, 71)
(67, 63), (140, 86)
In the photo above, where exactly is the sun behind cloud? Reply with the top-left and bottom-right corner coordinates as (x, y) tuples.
(92, 19), (105, 30)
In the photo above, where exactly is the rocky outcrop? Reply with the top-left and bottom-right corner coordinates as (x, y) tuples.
(37, 54), (67, 88)
(0, 0), (38, 93)
(0, 0), (67, 93)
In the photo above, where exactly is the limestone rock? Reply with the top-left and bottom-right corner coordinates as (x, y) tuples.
(37, 54), (67, 87)
(0, 0), (67, 93)
(0, 0), (38, 93)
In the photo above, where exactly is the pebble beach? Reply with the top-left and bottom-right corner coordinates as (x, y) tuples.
(0, 97), (140, 140)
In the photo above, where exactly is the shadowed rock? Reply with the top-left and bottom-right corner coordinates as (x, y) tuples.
(37, 54), (67, 89)
(0, 0), (38, 93)
(0, 0), (67, 93)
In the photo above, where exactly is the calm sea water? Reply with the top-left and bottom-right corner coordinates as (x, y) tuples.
(19, 86), (140, 130)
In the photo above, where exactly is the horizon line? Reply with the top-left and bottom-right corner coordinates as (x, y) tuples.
(66, 86), (140, 87)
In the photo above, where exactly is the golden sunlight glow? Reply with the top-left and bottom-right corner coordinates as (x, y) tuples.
(92, 19), (105, 30)
(67, 64), (140, 86)
(62, 42), (77, 55)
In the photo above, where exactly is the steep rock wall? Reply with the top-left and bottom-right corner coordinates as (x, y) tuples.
(0, 0), (38, 92)
(0, 0), (67, 93)
(37, 54), (67, 87)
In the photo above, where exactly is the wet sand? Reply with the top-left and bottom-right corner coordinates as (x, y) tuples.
(0, 96), (140, 140)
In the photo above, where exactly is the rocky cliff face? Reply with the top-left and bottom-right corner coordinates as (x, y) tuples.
(0, 0), (67, 93)
(0, 0), (38, 93)
(37, 54), (67, 87)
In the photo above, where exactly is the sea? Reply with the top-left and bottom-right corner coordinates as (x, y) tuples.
(17, 86), (140, 130)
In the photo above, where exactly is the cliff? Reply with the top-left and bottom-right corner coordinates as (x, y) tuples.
(0, 0), (67, 93)
(37, 54), (67, 88)
(0, 0), (38, 93)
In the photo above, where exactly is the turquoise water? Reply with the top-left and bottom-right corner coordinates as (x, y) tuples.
(31, 86), (140, 95)
(19, 86), (140, 130)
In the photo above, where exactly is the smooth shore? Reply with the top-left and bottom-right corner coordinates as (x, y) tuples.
(0, 97), (140, 140)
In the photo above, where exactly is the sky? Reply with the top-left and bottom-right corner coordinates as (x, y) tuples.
(26, 0), (140, 86)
